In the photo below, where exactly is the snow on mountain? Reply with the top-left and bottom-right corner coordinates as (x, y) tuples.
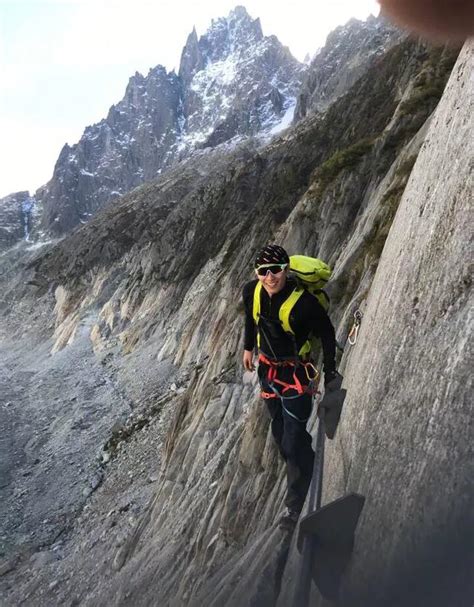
(37, 6), (304, 235)
(3, 9), (401, 241)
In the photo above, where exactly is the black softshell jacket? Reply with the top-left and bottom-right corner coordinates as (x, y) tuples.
(242, 278), (336, 376)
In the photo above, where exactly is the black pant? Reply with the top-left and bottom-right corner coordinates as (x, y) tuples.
(265, 392), (315, 512)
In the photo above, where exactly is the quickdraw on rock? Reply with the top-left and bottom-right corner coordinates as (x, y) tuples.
(348, 309), (363, 346)
(258, 353), (321, 400)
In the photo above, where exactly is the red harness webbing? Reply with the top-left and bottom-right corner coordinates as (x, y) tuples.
(258, 353), (320, 399)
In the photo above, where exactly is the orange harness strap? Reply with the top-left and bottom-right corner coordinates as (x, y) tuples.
(258, 353), (320, 400)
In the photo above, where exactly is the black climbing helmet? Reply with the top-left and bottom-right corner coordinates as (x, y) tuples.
(254, 244), (290, 268)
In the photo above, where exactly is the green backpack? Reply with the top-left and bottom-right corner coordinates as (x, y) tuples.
(288, 255), (331, 311)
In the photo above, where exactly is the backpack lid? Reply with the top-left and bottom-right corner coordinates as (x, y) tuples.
(289, 255), (331, 285)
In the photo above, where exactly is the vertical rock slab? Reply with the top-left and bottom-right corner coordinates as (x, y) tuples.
(281, 41), (473, 607)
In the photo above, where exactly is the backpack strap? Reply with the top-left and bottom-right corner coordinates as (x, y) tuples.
(252, 283), (312, 358)
(253, 282), (262, 348)
(253, 281), (262, 323)
(279, 288), (312, 358)
(279, 287), (304, 334)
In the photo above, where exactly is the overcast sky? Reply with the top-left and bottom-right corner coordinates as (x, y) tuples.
(0, 0), (380, 198)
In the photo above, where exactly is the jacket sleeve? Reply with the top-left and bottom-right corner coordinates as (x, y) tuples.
(308, 296), (336, 375)
(242, 281), (257, 351)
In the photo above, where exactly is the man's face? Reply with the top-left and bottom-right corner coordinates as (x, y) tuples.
(256, 265), (288, 296)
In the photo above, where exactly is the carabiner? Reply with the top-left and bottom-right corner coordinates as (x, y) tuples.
(348, 309), (363, 346)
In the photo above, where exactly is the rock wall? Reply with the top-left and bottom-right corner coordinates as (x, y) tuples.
(281, 39), (473, 607)
(294, 16), (400, 120)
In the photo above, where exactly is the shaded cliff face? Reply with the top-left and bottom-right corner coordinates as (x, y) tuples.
(0, 36), (466, 607)
(312, 40), (473, 607)
(36, 6), (304, 236)
(294, 15), (400, 120)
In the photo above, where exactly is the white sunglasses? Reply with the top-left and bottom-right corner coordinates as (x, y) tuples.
(255, 263), (288, 276)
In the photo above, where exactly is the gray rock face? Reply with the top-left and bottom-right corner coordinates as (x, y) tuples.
(39, 66), (183, 232)
(294, 15), (401, 120)
(280, 40), (474, 607)
(37, 6), (304, 235)
(328, 40), (472, 607)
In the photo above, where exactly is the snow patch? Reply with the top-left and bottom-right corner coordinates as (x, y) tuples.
(268, 101), (296, 136)
(25, 239), (53, 251)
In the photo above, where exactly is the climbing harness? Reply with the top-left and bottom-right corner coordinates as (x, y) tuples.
(258, 352), (320, 400)
(348, 309), (363, 345)
(255, 321), (320, 401)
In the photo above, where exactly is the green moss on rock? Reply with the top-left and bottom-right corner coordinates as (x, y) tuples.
(399, 46), (460, 117)
(395, 156), (418, 179)
(311, 137), (374, 197)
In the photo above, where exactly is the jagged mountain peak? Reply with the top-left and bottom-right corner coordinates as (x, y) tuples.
(179, 6), (264, 81)
(228, 5), (253, 20)
(31, 7), (304, 235)
(2, 9), (400, 241)
(325, 13), (392, 47)
(124, 65), (175, 100)
(205, 5), (263, 48)
(179, 28), (205, 82)
(202, 10), (263, 61)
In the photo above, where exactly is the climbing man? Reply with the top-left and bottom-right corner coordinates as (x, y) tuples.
(242, 244), (338, 524)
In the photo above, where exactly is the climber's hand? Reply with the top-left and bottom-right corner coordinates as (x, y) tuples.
(243, 350), (255, 372)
